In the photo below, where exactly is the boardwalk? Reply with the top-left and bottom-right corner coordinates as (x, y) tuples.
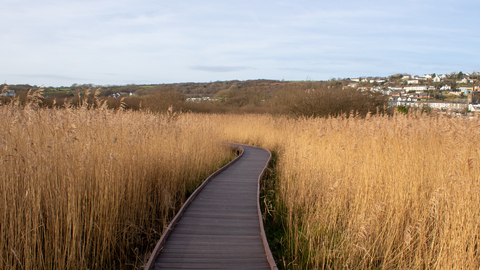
(146, 145), (277, 270)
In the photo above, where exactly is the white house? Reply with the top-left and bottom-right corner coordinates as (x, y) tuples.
(388, 86), (404, 91)
(422, 101), (468, 110)
(404, 85), (427, 92)
(407, 79), (419, 84)
(456, 77), (473, 84)
(382, 90), (392, 95)
(1, 90), (16, 97)
(469, 103), (480, 112)
(440, 85), (451, 91)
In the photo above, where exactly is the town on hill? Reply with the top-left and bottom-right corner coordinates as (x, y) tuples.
(348, 71), (480, 112)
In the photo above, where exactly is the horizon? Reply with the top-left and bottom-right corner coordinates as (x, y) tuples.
(2, 71), (477, 89)
(2, 0), (480, 87)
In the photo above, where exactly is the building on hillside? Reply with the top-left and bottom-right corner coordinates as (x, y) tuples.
(449, 90), (463, 96)
(469, 103), (480, 112)
(468, 92), (480, 103)
(404, 85), (427, 92)
(459, 86), (474, 95)
(394, 99), (468, 111)
(456, 77), (473, 84)
(408, 92), (431, 99)
(440, 85), (451, 91)
(421, 101), (468, 111)
(407, 79), (419, 84)
(381, 90), (391, 95)
(388, 86), (404, 91)
(1, 90), (16, 97)
(391, 91), (403, 97)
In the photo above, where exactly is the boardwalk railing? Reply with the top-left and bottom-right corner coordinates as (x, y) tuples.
(145, 144), (277, 270)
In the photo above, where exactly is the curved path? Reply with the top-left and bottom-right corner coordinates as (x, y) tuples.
(145, 144), (277, 270)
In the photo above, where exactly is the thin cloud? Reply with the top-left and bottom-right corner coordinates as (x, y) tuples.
(7, 74), (85, 81)
(190, 66), (251, 73)
(278, 67), (319, 73)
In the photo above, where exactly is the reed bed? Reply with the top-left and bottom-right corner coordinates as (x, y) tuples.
(213, 113), (480, 269)
(2, 95), (479, 269)
(0, 98), (233, 269)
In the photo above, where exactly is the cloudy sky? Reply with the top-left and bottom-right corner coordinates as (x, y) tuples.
(1, 0), (479, 87)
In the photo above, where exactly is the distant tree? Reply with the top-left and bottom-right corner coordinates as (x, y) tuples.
(451, 81), (457, 90)
(141, 89), (184, 112)
(397, 105), (409, 114)
(274, 83), (387, 118)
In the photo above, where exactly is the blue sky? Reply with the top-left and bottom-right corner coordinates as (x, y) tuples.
(1, 0), (479, 87)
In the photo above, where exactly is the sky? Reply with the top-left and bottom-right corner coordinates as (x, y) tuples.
(1, 0), (480, 87)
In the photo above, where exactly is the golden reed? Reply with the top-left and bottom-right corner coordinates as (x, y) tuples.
(2, 94), (479, 269)
(214, 112), (480, 269)
(0, 99), (232, 269)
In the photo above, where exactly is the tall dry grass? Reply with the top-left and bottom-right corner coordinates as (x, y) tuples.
(0, 94), (233, 269)
(2, 89), (479, 269)
(212, 112), (480, 269)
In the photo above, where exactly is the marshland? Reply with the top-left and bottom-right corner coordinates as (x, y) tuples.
(1, 81), (479, 269)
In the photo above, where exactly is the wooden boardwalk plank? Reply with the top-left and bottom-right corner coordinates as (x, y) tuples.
(147, 145), (277, 270)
